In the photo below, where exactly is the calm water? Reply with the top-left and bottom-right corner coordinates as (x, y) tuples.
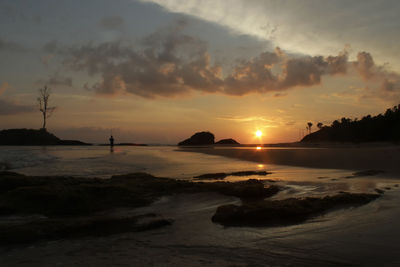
(1, 146), (400, 266)
(0, 145), (351, 180)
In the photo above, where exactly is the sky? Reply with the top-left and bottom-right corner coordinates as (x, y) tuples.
(1, 0), (400, 144)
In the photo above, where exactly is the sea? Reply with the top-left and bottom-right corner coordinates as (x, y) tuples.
(1, 145), (400, 266)
(0, 145), (356, 181)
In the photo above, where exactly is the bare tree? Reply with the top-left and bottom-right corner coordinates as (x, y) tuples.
(307, 122), (313, 134)
(37, 85), (56, 130)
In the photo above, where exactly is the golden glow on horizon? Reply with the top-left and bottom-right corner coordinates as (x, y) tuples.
(255, 130), (262, 137)
(256, 146), (262, 150)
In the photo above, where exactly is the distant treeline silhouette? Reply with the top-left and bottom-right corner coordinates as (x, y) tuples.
(301, 104), (400, 142)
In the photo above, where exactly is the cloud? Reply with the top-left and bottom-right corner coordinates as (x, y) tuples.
(351, 51), (400, 101)
(222, 48), (348, 95)
(58, 21), (223, 98)
(47, 22), (399, 100)
(140, 0), (400, 69)
(217, 115), (276, 123)
(353, 52), (376, 80)
(99, 16), (124, 31)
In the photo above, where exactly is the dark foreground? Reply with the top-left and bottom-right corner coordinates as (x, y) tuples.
(0, 171), (380, 247)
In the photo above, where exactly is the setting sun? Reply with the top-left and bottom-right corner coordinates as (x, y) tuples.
(255, 130), (262, 137)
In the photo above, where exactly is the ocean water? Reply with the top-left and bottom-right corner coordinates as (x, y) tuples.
(1, 146), (400, 265)
(0, 145), (352, 180)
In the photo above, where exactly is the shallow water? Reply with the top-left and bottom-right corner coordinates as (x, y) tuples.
(1, 145), (397, 197)
(0, 145), (370, 180)
(2, 190), (400, 266)
(0, 145), (271, 178)
(1, 145), (400, 266)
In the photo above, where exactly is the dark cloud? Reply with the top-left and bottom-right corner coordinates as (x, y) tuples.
(60, 21), (222, 98)
(352, 51), (400, 100)
(353, 52), (376, 80)
(99, 16), (124, 31)
(46, 22), (399, 99)
(223, 48), (348, 95)
(0, 99), (35, 115)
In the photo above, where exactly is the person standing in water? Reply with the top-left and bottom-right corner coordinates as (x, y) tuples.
(109, 135), (114, 152)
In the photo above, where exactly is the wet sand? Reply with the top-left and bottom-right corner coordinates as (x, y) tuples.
(180, 145), (400, 176)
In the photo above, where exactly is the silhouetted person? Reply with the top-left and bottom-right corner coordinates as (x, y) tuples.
(109, 135), (114, 147)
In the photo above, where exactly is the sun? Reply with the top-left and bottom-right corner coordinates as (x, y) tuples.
(255, 130), (262, 137)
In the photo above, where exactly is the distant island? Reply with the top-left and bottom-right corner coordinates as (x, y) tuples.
(0, 129), (91, 146)
(302, 104), (400, 143)
(215, 138), (240, 145)
(178, 131), (240, 146)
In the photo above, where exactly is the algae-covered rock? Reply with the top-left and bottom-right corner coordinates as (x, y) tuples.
(212, 192), (380, 227)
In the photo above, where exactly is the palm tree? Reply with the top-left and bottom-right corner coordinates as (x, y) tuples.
(307, 122), (313, 134)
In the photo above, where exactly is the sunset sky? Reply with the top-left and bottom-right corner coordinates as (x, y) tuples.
(1, 0), (400, 144)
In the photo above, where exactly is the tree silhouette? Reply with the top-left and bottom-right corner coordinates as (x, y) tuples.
(307, 122), (313, 134)
(317, 122), (323, 129)
(37, 86), (56, 130)
(301, 104), (400, 142)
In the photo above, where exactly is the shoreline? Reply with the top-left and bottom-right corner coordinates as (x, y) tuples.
(179, 145), (400, 176)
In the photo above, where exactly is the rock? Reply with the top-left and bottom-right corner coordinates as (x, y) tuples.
(374, 188), (385, 194)
(0, 128), (91, 146)
(194, 173), (227, 180)
(178, 131), (215, 146)
(0, 128), (60, 145)
(215, 138), (240, 145)
(345, 169), (385, 178)
(212, 192), (380, 227)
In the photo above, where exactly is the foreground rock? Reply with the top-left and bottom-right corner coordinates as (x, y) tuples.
(0, 171), (280, 245)
(345, 169), (385, 178)
(178, 131), (215, 146)
(0, 213), (172, 245)
(0, 172), (280, 217)
(0, 128), (91, 146)
(212, 192), (380, 227)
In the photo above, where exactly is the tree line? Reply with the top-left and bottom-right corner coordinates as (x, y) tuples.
(302, 104), (400, 142)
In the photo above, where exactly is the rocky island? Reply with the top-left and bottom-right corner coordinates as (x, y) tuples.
(178, 131), (239, 146)
(0, 129), (91, 146)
